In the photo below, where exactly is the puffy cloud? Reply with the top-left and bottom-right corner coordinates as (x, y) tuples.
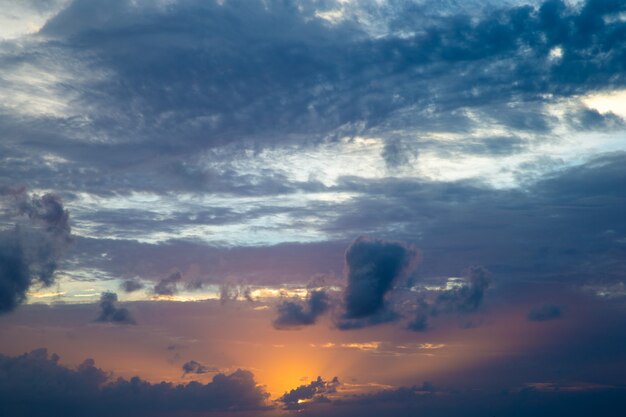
(278, 376), (340, 409)
(0, 349), (269, 417)
(153, 272), (182, 296)
(407, 267), (492, 332)
(120, 279), (143, 293)
(338, 237), (418, 328)
(567, 106), (625, 131)
(0, 348), (108, 404)
(431, 266), (492, 315)
(273, 290), (330, 329)
(0, 189), (72, 314)
(96, 292), (135, 325)
(528, 304), (562, 321)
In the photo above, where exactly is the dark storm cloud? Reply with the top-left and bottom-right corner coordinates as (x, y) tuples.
(273, 290), (330, 329)
(339, 237), (418, 327)
(2, 0), (626, 196)
(528, 304), (562, 321)
(181, 360), (217, 376)
(279, 376), (340, 410)
(0, 189), (72, 314)
(96, 292), (135, 324)
(0, 349), (269, 417)
(153, 272), (182, 296)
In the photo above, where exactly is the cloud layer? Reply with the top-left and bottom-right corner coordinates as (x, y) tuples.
(0, 349), (269, 417)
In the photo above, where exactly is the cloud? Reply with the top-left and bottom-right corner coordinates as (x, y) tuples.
(432, 266), (492, 315)
(528, 304), (562, 321)
(0, 189), (72, 314)
(0, 348), (108, 404)
(278, 376), (340, 409)
(327, 151), (626, 288)
(567, 106), (625, 130)
(316, 382), (626, 417)
(407, 299), (430, 332)
(0, 349), (269, 417)
(181, 360), (218, 376)
(273, 290), (330, 329)
(406, 266), (492, 331)
(96, 292), (135, 325)
(153, 272), (182, 296)
(338, 236), (418, 328)
(2, 0), (626, 201)
(120, 279), (143, 293)
(220, 282), (254, 304)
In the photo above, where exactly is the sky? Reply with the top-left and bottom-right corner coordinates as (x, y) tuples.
(1, 0), (626, 415)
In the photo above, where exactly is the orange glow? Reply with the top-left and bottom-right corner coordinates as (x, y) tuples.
(248, 347), (329, 398)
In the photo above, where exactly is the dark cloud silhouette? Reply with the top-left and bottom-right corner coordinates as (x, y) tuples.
(153, 272), (181, 296)
(0, 239), (30, 314)
(338, 237), (418, 328)
(279, 376), (340, 409)
(528, 304), (562, 321)
(96, 292), (135, 325)
(0, 189), (72, 314)
(0, 349), (269, 417)
(273, 290), (330, 329)
(120, 279), (143, 293)
(181, 360), (218, 376)
(0, 348), (108, 409)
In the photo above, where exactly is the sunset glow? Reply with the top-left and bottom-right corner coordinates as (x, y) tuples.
(2, 1), (626, 416)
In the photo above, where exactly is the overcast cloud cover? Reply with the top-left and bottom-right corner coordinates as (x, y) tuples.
(1, 0), (626, 415)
